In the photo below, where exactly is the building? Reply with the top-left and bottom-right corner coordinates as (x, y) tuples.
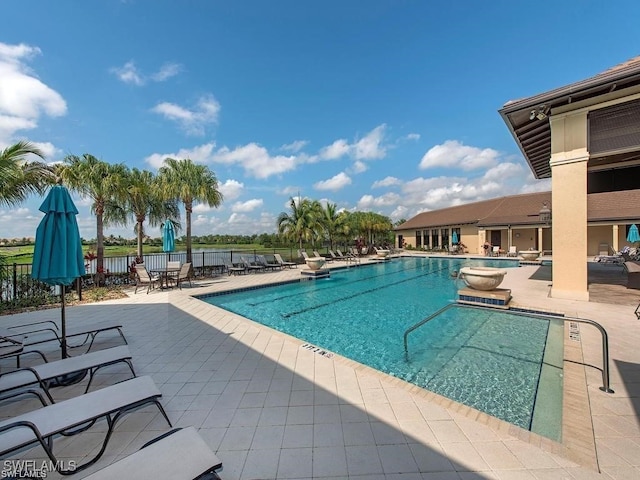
(397, 56), (640, 300)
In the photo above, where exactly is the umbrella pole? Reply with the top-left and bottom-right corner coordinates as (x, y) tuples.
(61, 287), (68, 359)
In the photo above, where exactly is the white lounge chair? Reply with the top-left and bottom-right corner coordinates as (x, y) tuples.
(507, 246), (518, 257)
(0, 375), (171, 475)
(83, 426), (222, 479)
(0, 345), (135, 406)
(274, 253), (296, 269)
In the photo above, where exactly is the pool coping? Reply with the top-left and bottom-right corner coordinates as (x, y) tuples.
(193, 265), (600, 471)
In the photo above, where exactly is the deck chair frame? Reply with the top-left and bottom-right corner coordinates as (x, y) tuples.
(0, 376), (171, 476)
(0, 345), (135, 406)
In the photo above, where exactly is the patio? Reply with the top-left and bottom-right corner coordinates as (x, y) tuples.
(0, 255), (638, 479)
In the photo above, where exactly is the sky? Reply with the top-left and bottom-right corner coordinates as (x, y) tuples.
(1, 0), (639, 241)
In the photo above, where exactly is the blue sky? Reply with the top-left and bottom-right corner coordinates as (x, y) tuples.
(1, 1), (639, 241)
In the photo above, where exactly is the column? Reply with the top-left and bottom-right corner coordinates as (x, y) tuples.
(549, 111), (589, 301)
(538, 228), (544, 251)
(612, 225), (619, 252)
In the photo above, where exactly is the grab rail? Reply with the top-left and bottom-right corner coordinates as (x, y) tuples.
(403, 302), (614, 394)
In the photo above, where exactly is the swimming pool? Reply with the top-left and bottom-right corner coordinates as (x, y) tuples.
(200, 256), (563, 439)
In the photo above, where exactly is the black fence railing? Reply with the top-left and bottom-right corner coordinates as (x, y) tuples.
(0, 248), (301, 312)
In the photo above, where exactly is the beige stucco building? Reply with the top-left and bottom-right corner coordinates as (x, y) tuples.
(397, 56), (640, 301)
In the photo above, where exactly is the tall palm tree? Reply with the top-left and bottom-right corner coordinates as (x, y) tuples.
(277, 197), (320, 250)
(157, 158), (223, 263)
(319, 202), (348, 251)
(58, 155), (128, 284)
(0, 141), (53, 207)
(124, 168), (181, 258)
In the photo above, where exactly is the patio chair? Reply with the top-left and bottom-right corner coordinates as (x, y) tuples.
(507, 246), (518, 257)
(225, 261), (246, 275)
(329, 250), (346, 260)
(4, 319), (127, 357)
(491, 246), (501, 257)
(274, 253), (297, 268)
(0, 375), (171, 475)
(240, 256), (264, 273)
(83, 426), (222, 479)
(176, 262), (193, 289)
(134, 264), (159, 294)
(165, 260), (181, 286)
(0, 345), (135, 406)
(259, 254), (282, 270)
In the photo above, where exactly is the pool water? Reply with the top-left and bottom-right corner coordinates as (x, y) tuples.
(201, 256), (563, 438)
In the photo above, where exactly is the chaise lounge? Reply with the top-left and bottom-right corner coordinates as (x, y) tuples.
(0, 375), (171, 475)
(624, 261), (640, 289)
(83, 426), (223, 479)
(0, 345), (135, 406)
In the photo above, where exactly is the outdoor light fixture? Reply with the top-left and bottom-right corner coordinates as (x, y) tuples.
(529, 105), (549, 121)
(539, 201), (551, 225)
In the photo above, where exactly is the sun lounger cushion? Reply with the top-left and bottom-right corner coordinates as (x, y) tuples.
(0, 345), (135, 403)
(83, 426), (222, 479)
(0, 375), (170, 475)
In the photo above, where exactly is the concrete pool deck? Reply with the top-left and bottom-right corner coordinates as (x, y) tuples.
(0, 254), (638, 479)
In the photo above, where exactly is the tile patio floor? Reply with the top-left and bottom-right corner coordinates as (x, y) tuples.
(0, 254), (638, 479)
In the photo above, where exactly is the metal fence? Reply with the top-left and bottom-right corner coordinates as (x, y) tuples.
(0, 248), (300, 312)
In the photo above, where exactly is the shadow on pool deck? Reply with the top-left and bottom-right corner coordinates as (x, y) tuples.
(527, 262), (640, 306)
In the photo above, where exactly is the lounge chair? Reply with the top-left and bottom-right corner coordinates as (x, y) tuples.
(225, 261), (246, 275)
(0, 345), (135, 406)
(134, 264), (159, 294)
(299, 250), (310, 261)
(313, 250), (332, 262)
(329, 250), (346, 260)
(175, 262), (193, 289)
(259, 254), (282, 270)
(240, 256), (264, 273)
(0, 375), (171, 475)
(4, 319), (127, 356)
(507, 246), (518, 257)
(491, 246), (501, 257)
(83, 426), (222, 479)
(274, 253), (296, 269)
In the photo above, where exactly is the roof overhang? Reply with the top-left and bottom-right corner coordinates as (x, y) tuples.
(499, 58), (640, 179)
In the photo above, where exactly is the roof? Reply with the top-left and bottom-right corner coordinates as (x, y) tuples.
(499, 56), (640, 179)
(395, 189), (640, 230)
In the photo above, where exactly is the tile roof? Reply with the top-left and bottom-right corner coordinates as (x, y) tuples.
(396, 189), (640, 230)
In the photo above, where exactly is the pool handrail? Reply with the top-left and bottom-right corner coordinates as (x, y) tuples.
(403, 302), (614, 394)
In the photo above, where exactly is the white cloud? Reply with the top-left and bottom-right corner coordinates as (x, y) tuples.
(350, 160), (368, 173)
(406, 133), (420, 141)
(219, 179), (244, 200)
(313, 172), (352, 192)
(151, 94), (220, 136)
(232, 199), (263, 212)
(145, 142), (216, 169)
(319, 139), (350, 160)
(151, 62), (182, 81)
(280, 140), (308, 153)
(353, 124), (386, 160)
(482, 162), (523, 181)
(521, 177), (552, 193)
(372, 176), (402, 188)
(419, 140), (500, 171)
(212, 143), (297, 179)
(0, 42), (66, 144)
(278, 186), (300, 196)
(111, 60), (182, 85)
(357, 192), (401, 209)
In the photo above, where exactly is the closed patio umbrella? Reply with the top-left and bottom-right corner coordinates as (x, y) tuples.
(31, 184), (85, 359)
(162, 220), (175, 253)
(452, 231), (459, 244)
(627, 224), (640, 243)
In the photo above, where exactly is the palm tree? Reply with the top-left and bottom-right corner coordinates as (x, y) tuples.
(123, 168), (180, 258)
(58, 155), (128, 285)
(277, 197), (320, 251)
(318, 202), (348, 251)
(0, 141), (53, 207)
(157, 158), (223, 263)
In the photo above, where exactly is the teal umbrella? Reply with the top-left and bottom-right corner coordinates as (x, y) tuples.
(32, 185), (85, 358)
(627, 224), (640, 243)
(162, 220), (175, 252)
(452, 231), (459, 244)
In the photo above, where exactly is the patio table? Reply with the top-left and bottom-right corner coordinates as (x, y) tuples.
(150, 267), (181, 290)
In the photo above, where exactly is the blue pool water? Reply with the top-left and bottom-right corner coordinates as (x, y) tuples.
(200, 256), (562, 435)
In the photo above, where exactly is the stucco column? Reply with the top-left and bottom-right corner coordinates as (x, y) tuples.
(549, 111), (589, 301)
(478, 229), (486, 255)
(508, 227), (512, 249)
(612, 225), (619, 252)
(537, 228), (544, 251)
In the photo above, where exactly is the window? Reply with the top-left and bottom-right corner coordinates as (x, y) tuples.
(431, 229), (439, 248)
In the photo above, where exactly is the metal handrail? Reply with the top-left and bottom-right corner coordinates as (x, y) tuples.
(403, 302), (614, 394)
